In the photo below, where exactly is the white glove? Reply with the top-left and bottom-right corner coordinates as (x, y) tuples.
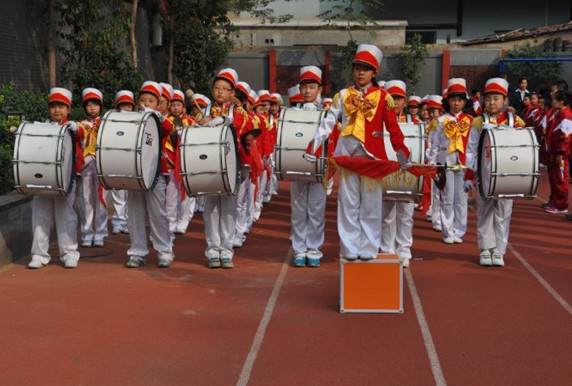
(206, 116), (224, 127)
(464, 180), (474, 192)
(303, 153), (317, 163)
(67, 121), (79, 133)
(268, 154), (275, 169)
(482, 122), (497, 130)
(154, 111), (165, 122)
(396, 149), (412, 169)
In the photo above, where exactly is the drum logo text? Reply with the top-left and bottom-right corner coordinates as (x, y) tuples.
(145, 133), (153, 146)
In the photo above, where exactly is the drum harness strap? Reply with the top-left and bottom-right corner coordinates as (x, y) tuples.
(482, 112), (515, 128)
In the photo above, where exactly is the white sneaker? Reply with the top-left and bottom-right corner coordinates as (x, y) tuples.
(271, 190), (278, 196)
(401, 258), (410, 268)
(479, 251), (492, 266)
(93, 240), (104, 248)
(64, 259), (78, 268)
(126, 256), (145, 268)
(433, 226), (442, 232)
(111, 228), (121, 235)
(453, 237), (463, 244)
(28, 257), (46, 269)
(233, 239), (243, 248)
(81, 241), (92, 248)
(443, 237), (454, 244)
(492, 253), (505, 267)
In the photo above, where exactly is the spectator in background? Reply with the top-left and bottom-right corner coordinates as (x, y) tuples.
(470, 88), (482, 116)
(510, 77), (529, 116)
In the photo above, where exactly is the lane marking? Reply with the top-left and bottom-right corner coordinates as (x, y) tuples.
(237, 248), (292, 386)
(405, 269), (448, 386)
(468, 200), (571, 315)
(508, 244), (572, 316)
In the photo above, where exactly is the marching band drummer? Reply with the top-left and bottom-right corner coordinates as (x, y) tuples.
(466, 77), (525, 266)
(77, 87), (108, 248)
(427, 78), (475, 245)
(264, 92), (283, 200)
(167, 89), (198, 235)
(108, 90), (135, 235)
(425, 95), (445, 230)
(125, 81), (175, 268)
(253, 89), (274, 218)
(290, 66), (327, 267)
(199, 68), (248, 269)
(380, 80), (420, 268)
(188, 93), (210, 214)
(28, 88), (82, 269)
(305, 44), (411, 261)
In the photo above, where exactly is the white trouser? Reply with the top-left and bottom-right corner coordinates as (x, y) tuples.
(127, 175), (173, 261)
(338, 170), (383, 259)
(255, 170), (269, 218)
(165, 169), (179, 233)
(477, 195), (513, 254)
(380, 200), (415, 260)
(31, 185), (80, 264)
(195, 196), (205, 212)
(175, 195), (192, 233)
(440, 170), (467, 239)
(235, 176), (251, 242)
(431, 180), (442, 228)
(78, 159), (108, 243)
(246, 180), (256, 231)
(187, 196), (196, 218)
(204, 194), (237, 260)
(290, 180), (327, 258)
(109, 190), (128, 230)
(263, 170), (275, 203)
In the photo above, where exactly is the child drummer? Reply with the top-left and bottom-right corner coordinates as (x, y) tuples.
(28, 88), (82, 269)
(125, 81), (175, 268)
(466, 77), (525, 266)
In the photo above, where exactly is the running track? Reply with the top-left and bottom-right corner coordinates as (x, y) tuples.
(0, 172), (570, 385)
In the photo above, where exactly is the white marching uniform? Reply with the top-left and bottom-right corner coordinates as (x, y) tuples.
(428, 112), (473, 240)
(127, 175), (173, 262)
(109, 190), (128, 232)
(166, 169), (193, 234)
(234, 166), (252, 246)
(290, 102), (327, 259)
(31, 184), (80, 266)
(78, 119), (108, 245)
(312, 87), (387, 259)
(380, 201), (415, 260)
(466, 113), (519, 255)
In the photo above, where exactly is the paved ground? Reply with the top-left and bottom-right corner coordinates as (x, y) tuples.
(0, 171), (570, 386)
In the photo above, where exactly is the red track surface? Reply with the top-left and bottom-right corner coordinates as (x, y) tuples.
(0, 171), (570, 385)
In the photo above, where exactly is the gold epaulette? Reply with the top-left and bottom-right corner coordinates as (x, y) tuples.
(333, 92), (341, 109)
(385, 92), (395, 111)
(473, 116), (484, 132)
(515, 116), (526, 128)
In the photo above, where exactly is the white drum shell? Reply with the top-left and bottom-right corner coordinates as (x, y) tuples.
(274, 108), (327, 183)
(382, 122), (426, 202)
(13, 122), (74, 196)
(96, 111), (161, 191)
(180, 124), (238, 196)
(478, 127), (539, 200)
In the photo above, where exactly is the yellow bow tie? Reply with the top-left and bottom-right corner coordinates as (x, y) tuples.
(341, 88), (380, 142)
(444, 116), (471, 154)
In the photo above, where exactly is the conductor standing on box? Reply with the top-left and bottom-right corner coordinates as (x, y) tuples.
(306, 44), (411, 260)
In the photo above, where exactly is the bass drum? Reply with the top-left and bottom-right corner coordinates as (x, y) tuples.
(382, 122), (426, 202)
(274, 108), (327, 183)
(13, 122), (75, 196)
(96, 110), (161, 191)
(179, 123), (239, 196)
(478, 126), (539, 200)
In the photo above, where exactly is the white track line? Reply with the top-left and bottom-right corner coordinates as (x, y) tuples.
(508, 244), (572, 316)
(468, 200), (572, 315)
(236, 248), (292, 386)
(405, 269), (448, 386)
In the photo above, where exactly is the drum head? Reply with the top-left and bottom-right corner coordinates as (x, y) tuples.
(477, 129), (494, 200)
(139, 113), (161, 190)
(222, 125), (238, 194)
(59, 126), (75, 195)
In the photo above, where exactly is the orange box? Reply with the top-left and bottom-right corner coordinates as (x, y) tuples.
(340, 254), (403, 313)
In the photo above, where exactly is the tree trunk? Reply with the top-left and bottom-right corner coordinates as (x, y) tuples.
(167, 12), (174, 84)
(129, 0), (139, 69)
(47, 0), (56, 88)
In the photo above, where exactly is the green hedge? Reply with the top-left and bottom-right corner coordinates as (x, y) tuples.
(0, 83), (48, 195)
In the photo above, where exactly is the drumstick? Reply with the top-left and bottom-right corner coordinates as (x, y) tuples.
(9, 126), (18, 133)
(185, 89), (204, 121)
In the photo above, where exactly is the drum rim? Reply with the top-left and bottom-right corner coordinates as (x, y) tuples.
(275, 108), (327, 183)
(477, 128), (496, 200)
(13, 122), (74, 196)
(96, 110), (161, 191)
